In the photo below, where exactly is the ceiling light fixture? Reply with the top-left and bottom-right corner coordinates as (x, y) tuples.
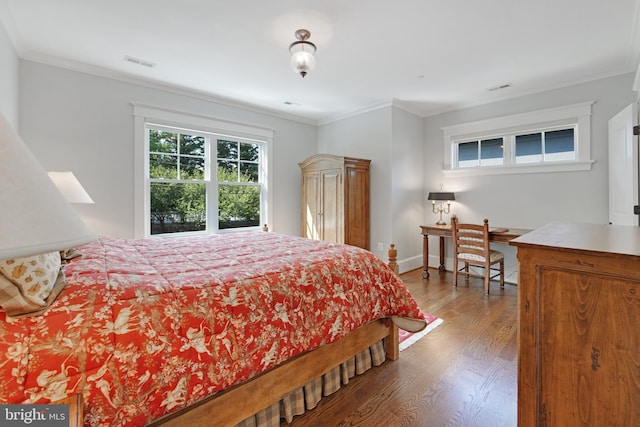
(289, 29), (316, 78)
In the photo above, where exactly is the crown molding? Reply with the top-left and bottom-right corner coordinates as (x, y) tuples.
(18, 49), (320, 127)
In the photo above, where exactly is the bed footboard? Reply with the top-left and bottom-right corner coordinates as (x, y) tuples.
(150, 319), (398, 426)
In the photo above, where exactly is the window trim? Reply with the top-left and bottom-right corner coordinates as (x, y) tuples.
(133, 103), (274, 239)
(442, 101), (594, 177)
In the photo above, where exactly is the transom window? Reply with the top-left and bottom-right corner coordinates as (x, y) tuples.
(515, 128), (574, 164)
(133, 104), (273, 238)
(443, 102), (593, 176)
(454, 126), (576, 169)
(458, 138), (504, 168)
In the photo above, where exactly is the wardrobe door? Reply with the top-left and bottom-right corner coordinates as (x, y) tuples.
(319, 168), (343, 244)
(301, 171), (321, 240)
(344, 165), (369, 249)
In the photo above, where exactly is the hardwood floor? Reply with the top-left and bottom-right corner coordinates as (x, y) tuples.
(286, 268), (518, 427)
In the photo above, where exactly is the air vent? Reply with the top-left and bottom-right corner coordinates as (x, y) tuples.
(123, 55), (156, 68)
(488, 83), (512, 92)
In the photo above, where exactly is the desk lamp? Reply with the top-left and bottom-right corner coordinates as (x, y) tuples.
(428, 190), (455, 225)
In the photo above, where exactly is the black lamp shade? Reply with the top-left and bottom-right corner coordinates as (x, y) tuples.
(428, 192), (455, 201)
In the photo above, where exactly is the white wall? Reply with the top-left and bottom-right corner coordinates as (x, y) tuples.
(18, 61), (317, 239)
(391, 107), (424, 272)
(422, 72), (637, 280)
(318, 105), (424, 268)
(318, 107), (393, 259)
(0, 21), (18, 127)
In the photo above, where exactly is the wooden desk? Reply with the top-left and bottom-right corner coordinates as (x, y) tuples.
(419, 224), (531, 278)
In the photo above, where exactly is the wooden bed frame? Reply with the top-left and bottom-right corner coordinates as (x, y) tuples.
(58, 321), (397, 427)
(150, 319), (398, 426)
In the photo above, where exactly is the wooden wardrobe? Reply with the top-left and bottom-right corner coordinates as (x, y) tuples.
(299, 154), (370, 250)
(510, 222), (640, 426)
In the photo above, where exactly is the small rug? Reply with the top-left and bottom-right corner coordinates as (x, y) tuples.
(399, 312), (444, 351)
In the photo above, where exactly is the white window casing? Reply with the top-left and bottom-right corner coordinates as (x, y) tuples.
(133, 103), (274, 238)
(442, 101), (594, 177)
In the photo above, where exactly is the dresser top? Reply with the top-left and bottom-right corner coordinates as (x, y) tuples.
(510, 221), (640, 258)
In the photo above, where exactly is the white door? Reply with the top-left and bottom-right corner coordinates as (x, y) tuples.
(608, 103), (639, 226)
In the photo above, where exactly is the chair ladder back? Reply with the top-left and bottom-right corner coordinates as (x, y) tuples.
(451, 216), (504, 295)
(452, 218), (490, 261)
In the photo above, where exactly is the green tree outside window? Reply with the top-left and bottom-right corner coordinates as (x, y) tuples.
(148, 130), (261, 234)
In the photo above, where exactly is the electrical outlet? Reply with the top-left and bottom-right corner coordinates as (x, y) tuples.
(377, 242), (383, 251)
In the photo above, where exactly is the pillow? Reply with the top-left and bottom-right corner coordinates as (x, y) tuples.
(0, 251), (66, 317)
(60, 247), (82, 264)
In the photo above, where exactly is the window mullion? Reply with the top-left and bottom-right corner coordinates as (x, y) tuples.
(176, 132), (181, 180)
(236, 141), (241, 182)
(207, 137), (217, 233)
(504, 136), (514, 165)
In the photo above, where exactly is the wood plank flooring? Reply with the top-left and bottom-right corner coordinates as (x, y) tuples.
(285, 268), (518, 427)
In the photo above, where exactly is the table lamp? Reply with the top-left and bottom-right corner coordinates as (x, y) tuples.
(48, 171), (94, 204)
(0, 114), (96, 260)
(428, 190), (455, 225)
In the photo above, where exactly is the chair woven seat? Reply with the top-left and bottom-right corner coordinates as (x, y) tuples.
(458, 249), (504, 263)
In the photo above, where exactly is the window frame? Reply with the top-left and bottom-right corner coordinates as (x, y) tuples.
(456, 137), (505, 168)
(133, 104), (273, 239)
(442, 101), (594, 177)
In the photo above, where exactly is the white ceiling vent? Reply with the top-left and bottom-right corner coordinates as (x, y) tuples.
(123, 55), (156, 68)
(488, 83), (512, 92)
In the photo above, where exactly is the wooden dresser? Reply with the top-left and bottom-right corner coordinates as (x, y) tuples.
(510, 222), (640, 426)
(299, 154), (370, 249)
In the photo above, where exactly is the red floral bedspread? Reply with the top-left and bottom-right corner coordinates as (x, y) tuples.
(0, 232), (424, 426)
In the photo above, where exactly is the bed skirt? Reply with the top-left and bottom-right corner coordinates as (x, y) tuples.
(236, 339), (387, 426)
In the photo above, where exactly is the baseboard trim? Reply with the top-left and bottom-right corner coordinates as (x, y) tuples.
(399, 254), (518, 284)
(398, 255), (423, 275)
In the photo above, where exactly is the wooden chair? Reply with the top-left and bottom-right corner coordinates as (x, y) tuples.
(451, 216), (504, 295)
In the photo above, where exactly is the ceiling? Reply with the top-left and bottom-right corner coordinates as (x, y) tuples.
(1, 0), (639, 124)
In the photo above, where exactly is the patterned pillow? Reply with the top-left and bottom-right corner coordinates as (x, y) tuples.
(0, 251), (65, 317)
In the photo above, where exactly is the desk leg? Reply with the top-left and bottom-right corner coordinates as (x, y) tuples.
(438, 236), (446, 271)
(422, 233), (429, 279)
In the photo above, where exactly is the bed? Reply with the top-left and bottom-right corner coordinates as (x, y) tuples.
(0, 231), (426, 426)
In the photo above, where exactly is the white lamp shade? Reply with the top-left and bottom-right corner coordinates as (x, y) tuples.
(290, 50), (316, 75)
(0, 114), (96, 260)
(48, 171), (94, 204)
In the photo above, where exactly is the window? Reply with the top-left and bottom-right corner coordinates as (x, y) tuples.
(134, 105), (273, 238)
(148, 129), (207, 235)
(443, 102), (593, 176)
(458, 138), (504, 168)
(216, 139), (261, 230)
(514, 128), (575, 164)
(453, 125), (577, 169)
